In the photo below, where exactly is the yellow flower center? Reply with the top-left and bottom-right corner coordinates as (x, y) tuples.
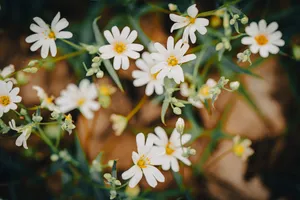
(48, 30), (56, 39)
(199, 85), (211, 97)
(165, 142), (175, 155)
(188, 16), (196, 24)
(255, 34), (268, 46)
(114, 42), (126, 54)
(0, 95), (10, 106)
(151, 72), (159, 80)
(99, 86), (110, 96)
(167, 56), (178, 67)
(77, 98), (86, 106)
(210, 16), (222, 28)
(46, 96), (54, 104)
(233, 144), (245, 157)
(137, 155), (149, 168)
(65, 114), (72, 121)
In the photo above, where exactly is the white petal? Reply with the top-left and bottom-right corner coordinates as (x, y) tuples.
(268, 44), (280, 54)
(132, 152), (139, 164)
(189, 29), (197, 44)
(169, 14), (187, 23)
(121, 26), (130, 39)
(128, 43), (144, 51)
(154, 126), (168, 145)
(271, 39), (285, 46)
(49, 40), (57, 57)
(103, 30), (115, 44)
(179, 43), (189, 56)
(147, 166), (165, 182)
(259, 46), (269, 58)
(167, 36), (174, 50)
(125, 50), (140, 59)
(180, 54), (196, 64)
(128, 167), (143, 188)
(153, 43), (168, 55)
(156, 67), (169, 80)
(241, 37), (255, 45)
(174, 39), (183, 50)
(56, 31), (72, 39)
(195, 26), (207, 35)
(151, 52), (165, 62)
(33, 17), (47, 28)
(154, 84), (164, 95)
(269, 31), (283, 41)
(30, 24), (44, 33)
(111, 26), (121, 38)
(170, 66), (184, 84)
(195, 18), (209, 26)
(136, 133), (145, 148)
(258, 19), (267, 31)
(135, 59), (150, 72)
(133, 77), (150, 87)
(122, 165), (139, 180)
(127, 30), (138, 43)
(267, 22), (278, 33)
(142, 167), (158, 188)
(51, 12), (61, 28)
(121, 56), (130, 70)
(41, 41), (50, 58)
(170, 157), (179, 172)
(145, 82), (154, 96)
(250, 44), (260, 54)
(245, 22), (258, 36)
(171, 22), (189, 33)
(113, 56), (122, 70)
(25, 34), (40, 43)
(54, 18), (69, 32)
(187, 4), (198, 18)
(30, 40), (44, 52)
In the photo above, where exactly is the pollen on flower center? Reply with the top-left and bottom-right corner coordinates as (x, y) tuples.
(99, 86), (110, 96)
(166, 142), (175, 155)
(151, 72), (160, 80)
(48, 30), (56, 39)
(167, 56), (178, 67)
(188, 17), (196, 24)
(233, 144), (245, 156)
(137, 155), (149, 168)
(255, 34), (268, 46)
(199, 85), (211, 97)
(0, 95), (10, 106)
(46, 97), (54, 103)
(114, 42), (126, 54)
(77, 98), (86, 106)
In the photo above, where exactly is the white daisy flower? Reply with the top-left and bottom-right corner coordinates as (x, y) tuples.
(232, 135), (254, 161)
(25, 12), (73, 58)
(33, 86), (60, 112)
(0, 81), (22, 118)
(0, 64), (17, 83)
(151, 37), (196, 84)
(9, 119), (32, 149)
(170, 4), (209, 43)
(55, 79), (100, 119)
(122, 133), (165, 188)
(152, 127), (192, 172)
(99, 26), (144, 70)
(132, 52), (164, 96)
(241, 19), (285, 58)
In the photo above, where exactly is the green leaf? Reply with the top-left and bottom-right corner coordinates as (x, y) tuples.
(161, 98), (170, 125)
(221, 57), (261, 78)
(112, 160), (117, 178)
(92, 17), (124, 92)
(75, 134), (89, 173)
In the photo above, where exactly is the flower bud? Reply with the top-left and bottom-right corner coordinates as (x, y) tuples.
(230, 81), (240, 90)
(173, 107), (182, 115)
(241, 16), (248, 24)
(114, 180), (121, 186)
(86, 68), (96, 76)
(20, 108), (28, 116)
(92, 56), (101, 63)
(96, 71), (104, 78)
(91, 62), (100, 68)
(168, 3), (177, 11)
(104, 173), (112, 181)
(28, 60), (39, 67)
(230, 18), (236, 25)
(50, 154), (59, 162)
(176, 117), (185, 134)
(215, 42), (224, 51)
(23, 67), (38, 73)
(32, 115), (43, 123)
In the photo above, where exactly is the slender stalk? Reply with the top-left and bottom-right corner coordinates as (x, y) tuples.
(60, 39), (83, 50)
(37, 125), (56, 152)
(126, 95), (147, 121)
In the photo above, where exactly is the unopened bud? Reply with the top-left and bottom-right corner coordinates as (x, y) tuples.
(230, 81), (240, 90)
(28, 60), (39, 67)
(96, 71), (104, 78)
(50, 154), (59, 162)
(176, 118), (185, 134)
(23, 67), (38, 73)
(173, 107), (182, 115)
(168, 3), (177, 11)
(92, 56), (101, 63)
(104, 173), (112, 181)
(241, 16), (248, 24)
(91, 62), (100, 68)
(216, 42), (224, 51)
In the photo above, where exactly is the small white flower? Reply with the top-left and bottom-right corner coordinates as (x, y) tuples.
(152, 127), (192, 172)
(55, 79), (100, 119)
(232, 135), (254, 161)
(132, 52), (164, 96)
(198, 78), (217, 101)
(122, 133), (165, 188)
(151, 37), (196, 84)
(99, 26), (144, 70)
(168, 3), (177, 11)
(170, 4), (209, 43)
(241, 19), (285, 58)
(25, 12), (73, 58)
(9, 119), (32, 149)
(0, 65), (17, 83)
(110, 114), (128, 136)
(180, 83), (203, 108)
(33, 86), (60, 112)
(0, 81), (22, 118)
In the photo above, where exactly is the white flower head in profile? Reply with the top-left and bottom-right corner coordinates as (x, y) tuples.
(232, 135), (254, 161)
(180, 82), (203, 108)
(241, 19), (285, 58)
(25, 12), (73, 58)
(9, 119), (32, 149)
(132, 52), (164, 96)
(122, 133), (165, 188)
(55, 79), (100, 119)
(152, 127), (192, 172)
(0, 64), (17, 83)
(0, 81), (22, 118)
(198, 78), (217, 101)
(32, 86), (60, 112)
(151, 36), (196, 84)
(99, 26), (144, 70)
(170, 4), (209, 43)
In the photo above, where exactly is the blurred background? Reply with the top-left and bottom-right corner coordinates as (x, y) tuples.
(0, 0), (300, 199)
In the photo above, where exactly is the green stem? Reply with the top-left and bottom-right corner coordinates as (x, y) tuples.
(37, 125), (56, 152)
(60, 39), (83, 50)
